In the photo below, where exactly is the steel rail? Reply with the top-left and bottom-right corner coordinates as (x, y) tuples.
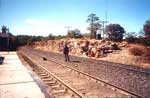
(30, 47), (150, 74)
(24, 49), (143, 98)
(21, 52), (84, 98)
(43, 56), (143, 98)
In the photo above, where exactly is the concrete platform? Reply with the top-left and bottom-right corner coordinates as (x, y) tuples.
(0, 52), (45, 98)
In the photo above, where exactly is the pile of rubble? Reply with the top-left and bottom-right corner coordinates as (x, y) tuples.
(33, 38), (128, 58)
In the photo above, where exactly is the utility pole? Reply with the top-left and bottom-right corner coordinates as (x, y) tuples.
(64, 26), (72, 34)
(104, 0), (109, 38)
(105, 0), (108, 22)
(99, 0), (109, 39)
(99, 21), (108, 38)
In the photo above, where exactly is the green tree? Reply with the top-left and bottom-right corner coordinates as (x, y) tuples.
(48, 33), (55, 40)
(106, 24), (125, 41)
(143, 19), (150, 46)
(87, 14), (101, 39)
(144, 19), (150, 37)
(125, 32), (137, 43)
(1, 26), (8, 33)
(67, 29), (82, 38)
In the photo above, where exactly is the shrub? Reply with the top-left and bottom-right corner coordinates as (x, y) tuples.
(126, 36), (136, 43)
(143, 19), (150, 37)
(129, 44), (150, 63)
(67, 29), (82, 38)
(129, 45), (145, 56)
(144, 37), (150, 46)
(144, 47), (150, 56)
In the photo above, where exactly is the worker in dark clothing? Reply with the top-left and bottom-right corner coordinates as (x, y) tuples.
(63, 44), (70, 62)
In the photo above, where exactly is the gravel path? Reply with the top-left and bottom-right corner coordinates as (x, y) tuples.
(21, 47), (150, 98)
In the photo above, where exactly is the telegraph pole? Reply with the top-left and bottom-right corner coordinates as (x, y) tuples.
(100, 21), (108, 38)
(64, 26), (72, 34)
(105, 0), (108, 22)
(100, 0), (109, 39)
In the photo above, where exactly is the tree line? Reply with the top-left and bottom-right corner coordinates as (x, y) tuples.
(86, 14), (150, 42)
(0, 26), (67, 50)
(66, 14), (150, 45)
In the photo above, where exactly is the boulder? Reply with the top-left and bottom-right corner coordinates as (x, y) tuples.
(33, 38), (126, 58)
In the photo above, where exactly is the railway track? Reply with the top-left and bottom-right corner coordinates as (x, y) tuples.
(32, 48), (150, 74)
(22, 47), (150, 98)
(21, 53), (84, 98)
(19, 47), (144, 98)
(21, 47), (150, 75)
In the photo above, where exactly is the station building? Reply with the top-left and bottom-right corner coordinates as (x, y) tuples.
(0, 31), (9, 51)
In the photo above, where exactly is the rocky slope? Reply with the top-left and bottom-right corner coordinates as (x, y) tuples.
(32, 38), (150, 68)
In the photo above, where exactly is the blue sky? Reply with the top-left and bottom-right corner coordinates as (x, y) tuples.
(0, 0), (150, 36)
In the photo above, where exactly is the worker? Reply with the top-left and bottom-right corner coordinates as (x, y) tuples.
(63, 44), (70, 62)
